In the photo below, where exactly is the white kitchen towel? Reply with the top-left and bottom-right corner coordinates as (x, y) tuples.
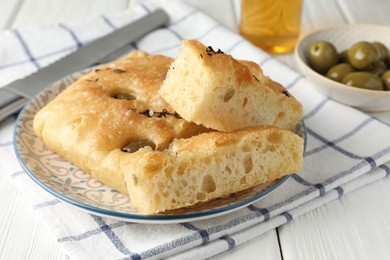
(1, 0), (390, 259)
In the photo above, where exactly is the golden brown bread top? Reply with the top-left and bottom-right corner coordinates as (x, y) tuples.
(186, 39), (290, 96)
(34, 51), (207, 150)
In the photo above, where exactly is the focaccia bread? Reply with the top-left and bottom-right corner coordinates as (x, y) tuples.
(33, 49), (304, 215)
(33, 51), (208, 195)
(159, 39), (303, 132)
(125, 126), (303, 214)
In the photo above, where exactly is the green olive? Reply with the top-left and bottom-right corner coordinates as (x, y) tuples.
(308, 41), (339, 74)
(365, 61), (387, 76)
(342, 72), (383, 91)
(326, 63), (355, 82)
(381, 70), (390, 90)
(372, 42), (389, 62)
(347, 41), (380, 70)
(115, 93), (136, 100)
(121, 140), (156, 153)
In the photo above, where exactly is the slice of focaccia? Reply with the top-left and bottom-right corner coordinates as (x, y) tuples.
(125, 126), (303, 214)
(159, 39), (303, 132)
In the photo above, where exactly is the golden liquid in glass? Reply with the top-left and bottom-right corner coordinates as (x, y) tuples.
(240, 0), (303, 54)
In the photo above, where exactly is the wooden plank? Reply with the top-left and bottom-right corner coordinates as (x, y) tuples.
(0, 174), (66, 259)
(278, 177), (390, 260)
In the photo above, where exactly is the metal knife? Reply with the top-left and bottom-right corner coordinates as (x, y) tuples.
(0, 9), (169, 122)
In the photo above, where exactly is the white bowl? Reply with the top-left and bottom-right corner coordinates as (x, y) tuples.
(295, 24), (390, 112)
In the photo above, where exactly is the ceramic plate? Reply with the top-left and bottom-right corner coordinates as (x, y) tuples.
(14, 68), (304, 224)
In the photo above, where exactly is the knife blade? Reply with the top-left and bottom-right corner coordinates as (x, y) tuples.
(0, 9), (169, 122)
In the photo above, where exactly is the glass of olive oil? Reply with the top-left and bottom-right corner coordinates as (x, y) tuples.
(240, 0), (303, 54)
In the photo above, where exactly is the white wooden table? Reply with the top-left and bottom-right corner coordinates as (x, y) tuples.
(1, 0), (390, 259)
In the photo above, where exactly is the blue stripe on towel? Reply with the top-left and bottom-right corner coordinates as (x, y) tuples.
(181, 222), (210, 245)
(314, 183), (326, 196)
(285, 75), (303, 90)
(58, 221), (129, 243)
(139, 230), (207, 258)
(291, 174), (326, 196)
(0, 141), (13, 147)
(141, 208), (273, 258)
(101, 15), (116, 30)
(140, 3), (151, 14)
(224, 39), (245, 54)
(100, 15), (139, 50)
(290, 173), (313, 186)
(139, 209), (269, 257)
(306, 127), (375, 161)
(12, 29), (40, 69)
(0, 45), (75, 70)
(258, 56), (273, 67)
(33, 199), (62, 209)
(11, 170), (25, 178)
(305, 117), (374, 157)
(220, 236), (236, 249)
(335, 186), (344, 198)
(166, 27), (184, 40)
(303, 98), (329, 120)
(197, 24), (221, 39)
(319, 147), (390, 188)
(58, 23), (83, 48)
(282, 212), (293, 223)
(379, 164), (390, 176)
(149, 43), (180, 54)
(170, 10), (198, 25)
(91, 215), (140, 258)
(247, 205), (270, 221)
(364, 157), (376, 168)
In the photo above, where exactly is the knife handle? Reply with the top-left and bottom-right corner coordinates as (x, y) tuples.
(0, 89), (28, 122)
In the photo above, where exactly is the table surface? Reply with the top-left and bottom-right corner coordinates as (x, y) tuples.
(1, 0), (390, 259)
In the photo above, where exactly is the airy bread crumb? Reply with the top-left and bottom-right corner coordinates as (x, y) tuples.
(125, 126), (303, 214)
